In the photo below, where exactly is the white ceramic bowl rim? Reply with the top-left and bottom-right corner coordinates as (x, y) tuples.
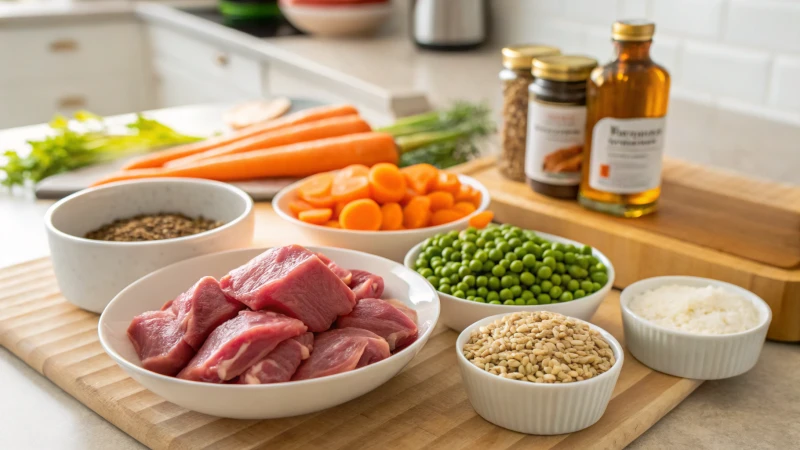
(272, 173), (491, 236)
(98, 245), (440, 390)
(44, 178), (254, 247)
(620, 276), (773, 340)
(405, 231), (616, 309)
(456, 311), (624, 390)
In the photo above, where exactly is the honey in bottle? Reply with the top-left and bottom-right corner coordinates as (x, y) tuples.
(579, 20), (670, 217)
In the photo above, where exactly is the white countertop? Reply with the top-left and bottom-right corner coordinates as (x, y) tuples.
(0, 3), (799, 449)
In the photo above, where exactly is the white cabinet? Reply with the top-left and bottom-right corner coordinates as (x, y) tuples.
(0, 21), (153, 128)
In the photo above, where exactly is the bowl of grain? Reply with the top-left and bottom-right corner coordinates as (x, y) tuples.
(620, 276), (772, 380)
(45, 178), (255, 313)
(456, 311), (624, 435)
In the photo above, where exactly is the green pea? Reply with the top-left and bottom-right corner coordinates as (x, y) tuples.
(441, 247), (454, 259)
(492, 265), (506, 277)
(510, 285), (523, 297)
(530, 244), (544, 258)
(466, 296), (475, 301)
(521, 254), (536, 268)
(475, 237), (486, 248)
(415, 258), (429, 269)
(425, 246), (441, 258)
(418, 268), (433, 278)
(537, 294), (552, 304)
(474, 250), (489, 262)
(490, 300), (502, 305)
(521, 290), (534, 300)
(484, 241), (496, 249)
(564, 252), (577, 264)
(550, 274), (562, 286)
(482, 260), (495, 272)
(468, 260), (483, 272)
(488, 248), (503, 261)
(581, 280), (594, 292)
(450, 252), (462, 262)
(501, 275), (514, 288)
(569, 265), (587, 279)
(534, 261), (544, 272)
(499, 288), (513, 300)
(499, 259), (511, 269)
(467, 289), (477, 297)
(520, 271), (535, 286)
(514, 298), (526, 306)
(503, 299), (515, 305)
(541, 281), (554, 293)
(497, 242), (511, 253)
(487, 291), (500, 301)
(573, 289), (586, 299)
(560, 291), (573, 302)
(508, 260), (523, 273)
(542, 249), (555, 259)
(476, 276), (488, 287)
(463, 233), (478, 243)
(477, 287), (489, 298)
(463, 243), (477, 255)
(452, 240), (463, 250)
(504, 252), (518, 262)
(438, 285), (451, 294)
(552, 250), (564, 262)
(508, 238), (522, 248)
(593, 282), (603, 291)
(588, 256), (599, 266)
(591, 272), (608, 286)
(474, 297), (486, 303)
(463, 275), (476, 287)
(458, 266), (472, 277)
(421, 237), (433, 249)
(554, 243), (567, 252)
(567, 279), (580, 292)
(531, 285), (542, 295)
(449, 273), (459, 283)
(440, 236), (454, 248)
(488, 276), (501, 290)
(456, 282), (469, 292)
(526, 298), (539, 305)
(556, 262), (566, 274)
(453, 290), (466, 299)
(561, 274), (572, 284)
(537, 266), (553, 279)
(577, 257), (589, 269)
(543, 256), (557, 269)
(513, 247), (528, 258)
(426, 276), (439, 285)
(549, 286), (563, 299)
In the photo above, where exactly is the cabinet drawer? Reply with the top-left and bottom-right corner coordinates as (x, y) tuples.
(153, 58), (257, 108)
(147, 25), (263, 97)
(0, 22), (142, 83)
(0, 77), (141, 128)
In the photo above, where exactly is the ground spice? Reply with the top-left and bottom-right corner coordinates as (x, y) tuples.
(85, 213), (223, 242)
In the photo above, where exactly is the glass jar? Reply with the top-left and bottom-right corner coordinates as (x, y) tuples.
(499, 45), (560, 182)
(525, 55), (598, 199)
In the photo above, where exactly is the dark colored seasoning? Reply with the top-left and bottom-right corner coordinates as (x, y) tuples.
(85, 213), (223, 242)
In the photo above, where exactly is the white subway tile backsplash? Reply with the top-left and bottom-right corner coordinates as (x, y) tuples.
(527, 19), (586, 54)
(617, 0), (649, 19)
(725, 0), (800, 53)
(769, 57), (800, 111)
(561, 0), (618, 24)
(651, 35), (681, 80)
(651, 0), (723, 38)
(526, 0), (563, 17)
(679, 43), (770, 104)
(583, 27), (615, 64)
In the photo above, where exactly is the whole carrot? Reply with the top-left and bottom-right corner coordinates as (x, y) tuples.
(92, 132), (399, 186)
(121, 104), (359, 170)
(165, 114), (371, 168)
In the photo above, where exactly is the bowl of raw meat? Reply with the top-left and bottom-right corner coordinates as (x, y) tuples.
(98, 245), (439, 419)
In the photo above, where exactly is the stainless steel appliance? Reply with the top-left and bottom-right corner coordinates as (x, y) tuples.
(411, 0), (487, 51)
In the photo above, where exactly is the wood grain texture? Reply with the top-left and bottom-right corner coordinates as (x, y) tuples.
(0, 257), (700, 450)
(457, 158), (800, 341)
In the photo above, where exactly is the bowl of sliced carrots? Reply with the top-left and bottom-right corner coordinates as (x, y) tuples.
(273, 163), (492, 262)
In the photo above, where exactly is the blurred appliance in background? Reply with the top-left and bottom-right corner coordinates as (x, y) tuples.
(411, 0), (487, 51)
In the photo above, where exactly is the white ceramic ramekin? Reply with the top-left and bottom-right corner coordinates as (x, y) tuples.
(45, 178), (255, 313)
(456, 312), (624, 435)
(620, 276), (772, 380)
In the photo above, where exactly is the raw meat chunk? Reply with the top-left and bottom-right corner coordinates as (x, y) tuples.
(127, 310), (195, 376)
(348, 269), (384, 300)
(177, 311), (307, 383)
(292, 328), (390, 381)
(238, 332), (314, 384)
(336, 298), (418, 351)
(316, 252), (352, 285)
(385, 298), (418, 323)
(220, 245), (356, 332)
(167, 276), (244, 350)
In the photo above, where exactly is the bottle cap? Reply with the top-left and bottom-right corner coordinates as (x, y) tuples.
(612, 20), (656, 41)
(502, 45), (561, 70)
(532, 55), (598, 82)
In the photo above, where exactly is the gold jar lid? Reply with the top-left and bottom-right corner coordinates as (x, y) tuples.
(532, 55), (598, 82)
(502, 45), (561, 70)
(612, 20), (655, 41)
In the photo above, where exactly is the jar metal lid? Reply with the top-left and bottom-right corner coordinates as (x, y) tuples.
(612, 19), (655, 41)
(532, 55), (598, 82)
(502, 45), (561, 70)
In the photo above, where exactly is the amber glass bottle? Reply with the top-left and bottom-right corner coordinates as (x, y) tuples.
(579, 20), (670, 218)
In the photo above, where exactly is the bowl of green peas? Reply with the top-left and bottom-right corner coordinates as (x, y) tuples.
(404, 224), (614, 331)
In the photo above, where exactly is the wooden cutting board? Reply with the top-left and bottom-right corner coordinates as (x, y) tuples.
(0, 247), (701, 449)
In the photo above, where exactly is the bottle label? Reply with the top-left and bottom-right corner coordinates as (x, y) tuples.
(525, 101), (586, 186)
(588, 117), (667, 194)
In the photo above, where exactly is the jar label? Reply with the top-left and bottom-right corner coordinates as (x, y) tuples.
(588, 117), (667, 194)
(525, 101), (587, 186)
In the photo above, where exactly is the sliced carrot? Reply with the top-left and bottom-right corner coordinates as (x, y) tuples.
(380, 202), (403, 231)
(453, 201), (477, 215)
(288, 199), (314, 216)
(298, 172), (334, 199)
(430, 209), (464, 226)
(433, 171), (461, 195)
(298, 208), (333, 225)
(368, 163), (407, 204)
(339, 198), (382, 231)
(426, 191), (455, 212)
(401, 187), (417, 205)
(469, 211), (494, 229)
(325, 220), (341, 228)
(470, 190), (483, 208)
(304, 195), (336, 208)
(332, 201), (348, 219)
(454, 184), (474, 202)
(400, 164), (438, 195)
(334, 164), (370, 184)
(403, 196), (431, 229)
(331, 175), (371, 203)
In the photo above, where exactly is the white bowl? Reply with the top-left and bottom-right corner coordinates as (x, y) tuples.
(404, 232), (615, 332)
(456, 312), (624, 435)
(620, 276), (771, 380)
(98, 246), (440, 419)
(273, 174), (491, 262)
(45, 178), (255, 313)
(279, 1), (391, 37)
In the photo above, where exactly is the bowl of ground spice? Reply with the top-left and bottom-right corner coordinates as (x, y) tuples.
(45, 178), (254, 313)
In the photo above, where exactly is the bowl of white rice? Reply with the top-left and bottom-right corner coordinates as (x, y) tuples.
(620, 276), (771, 380)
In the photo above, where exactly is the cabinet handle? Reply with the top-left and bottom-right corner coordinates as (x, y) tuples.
(215, 53), (230, 67)
(49, 39), (79, 53)
(57, 95), (87, 109)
